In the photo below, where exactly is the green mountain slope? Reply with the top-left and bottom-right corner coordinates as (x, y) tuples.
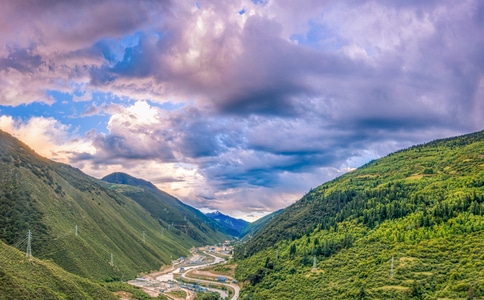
(0, 130), (209, 281)
(235, 130), (484, 299)
(102, 172), (230, 244)
(0, 240), (117, 300)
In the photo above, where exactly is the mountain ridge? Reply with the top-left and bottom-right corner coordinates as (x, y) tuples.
(102, 172), (230, 244)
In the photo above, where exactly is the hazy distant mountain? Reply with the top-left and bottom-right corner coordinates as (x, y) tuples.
(236, 130), (484, 299)
(102, 172), (230, 244)
(205, 210), (249, 237)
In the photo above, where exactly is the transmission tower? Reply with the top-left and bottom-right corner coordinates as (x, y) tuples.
(26, 230), (32, 260)
(390, 255), (394, 278)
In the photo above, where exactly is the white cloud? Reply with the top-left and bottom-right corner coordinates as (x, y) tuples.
(0, 115), (94, 161)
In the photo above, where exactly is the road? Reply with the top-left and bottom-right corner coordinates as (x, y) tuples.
(180, 251), (239, 300)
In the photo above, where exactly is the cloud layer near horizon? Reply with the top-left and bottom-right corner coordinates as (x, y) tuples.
(1, 0), (483, 220)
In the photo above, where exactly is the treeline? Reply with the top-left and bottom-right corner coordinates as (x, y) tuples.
(236, 183), (483, 259)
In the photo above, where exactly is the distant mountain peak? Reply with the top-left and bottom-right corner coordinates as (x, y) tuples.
(206, 210), (225, 217)
(206, 210), (249, 237)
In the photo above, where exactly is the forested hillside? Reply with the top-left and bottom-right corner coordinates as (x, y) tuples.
(236, 130), (484, 299)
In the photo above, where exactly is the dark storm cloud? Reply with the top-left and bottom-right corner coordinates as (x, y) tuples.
(0, 48), (42, 73)
(0, 0), (170, 44)
(89, 67), (117, 86)
(92, 129), (177, 162)
(209, 15), (355, 117)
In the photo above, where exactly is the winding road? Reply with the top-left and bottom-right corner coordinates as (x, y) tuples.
(181, 252), (240, 300)
(129, 249), (239, 300)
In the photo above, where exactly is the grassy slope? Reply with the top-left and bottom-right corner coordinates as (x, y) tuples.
(0, 240), (118, 300)
(236, 130), (484, 299)
(101, 172), (229, 244)
(0, 130), (197, 281)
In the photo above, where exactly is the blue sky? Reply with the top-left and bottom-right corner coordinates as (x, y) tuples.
(0, 0), (482, 221)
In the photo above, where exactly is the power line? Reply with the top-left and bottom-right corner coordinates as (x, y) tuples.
(0, 237), (27, 262)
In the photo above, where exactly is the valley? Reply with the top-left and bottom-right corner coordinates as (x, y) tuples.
(0, 129), (483, 299)
(1, 1), (482, 299)
(0, 129), (234, 299)
(129, 244), (239, 300)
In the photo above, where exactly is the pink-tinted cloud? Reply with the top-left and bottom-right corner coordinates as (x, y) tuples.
(0, 0), (483, 219)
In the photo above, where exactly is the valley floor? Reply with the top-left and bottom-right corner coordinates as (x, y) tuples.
(129, 246), (239, 300)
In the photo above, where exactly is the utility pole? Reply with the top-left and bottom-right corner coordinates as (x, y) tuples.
(142, 231), (146, 243)
(26, 230), (32, 260)
(75, 225), (78, 237)
(110, 253), (114, 266)
(276, 249), (278, 261)
(161, 228), (164, 236)
(313, 255), (317, 269)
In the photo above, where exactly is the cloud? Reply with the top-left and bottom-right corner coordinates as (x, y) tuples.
(0, 0), (483, 219)
(0, 115), (94, 161)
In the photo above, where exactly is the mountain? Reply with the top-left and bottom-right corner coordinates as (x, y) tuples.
(235, 130), (484, 299)
(101, 172), (230, 244)
(205, 210), (249, 237)
(0, 130), (224, 283)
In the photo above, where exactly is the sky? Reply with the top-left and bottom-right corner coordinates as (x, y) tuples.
(0, 0), (483, 221)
